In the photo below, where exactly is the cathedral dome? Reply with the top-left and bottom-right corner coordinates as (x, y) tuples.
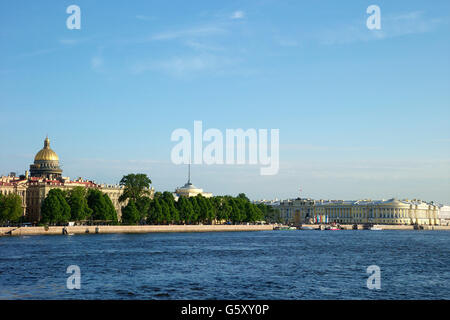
(34, 137), (59, 161)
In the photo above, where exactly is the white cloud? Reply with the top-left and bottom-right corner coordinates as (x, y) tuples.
(151, 25), (227, 41)
(231, 11), (245, 20)
(130, 54), (237, 77)
(59, 38), (87, 46)
(19, 48), (56, 58)
(185, 40), (223, 51)
(316, 11), (446, 45)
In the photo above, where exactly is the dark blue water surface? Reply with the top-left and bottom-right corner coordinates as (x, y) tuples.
(0, 230), (449, 299)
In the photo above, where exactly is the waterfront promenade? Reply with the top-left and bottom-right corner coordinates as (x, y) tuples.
(0, 224), (274, 236)
(301, 224), (450, 230)
(2, 223), (450, 236)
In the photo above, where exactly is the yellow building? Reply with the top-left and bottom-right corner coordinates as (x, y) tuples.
(0, 137), (155, 223)
(278, 198), (441, 226)
(175, 164), (212, 198)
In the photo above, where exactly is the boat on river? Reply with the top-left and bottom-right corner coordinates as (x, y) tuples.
(274, 226), (297, 230)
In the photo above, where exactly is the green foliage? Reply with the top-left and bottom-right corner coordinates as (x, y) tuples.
(87, 189), (118, 223)
(162, 192), (179, 223)
(41, 189), (71, 224)
(67, 187), (93, 221)
(0, 193), (23, 223)
(118, 173), (152, 203)
(257, 203), (282, 223)
(176, 196), (195, 224)
(143, 193), (272, 225)
(121, 200), (140, 225)
(136, 196), (152, 222)
(161, 200), (171, 224)
(147, 198), (163, 224)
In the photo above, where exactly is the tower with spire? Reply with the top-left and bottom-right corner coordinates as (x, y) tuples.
(174, 163), (212, 198)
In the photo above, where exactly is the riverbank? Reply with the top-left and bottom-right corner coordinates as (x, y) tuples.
(300, 224), (450, 231)
(0, 224), (274, 236)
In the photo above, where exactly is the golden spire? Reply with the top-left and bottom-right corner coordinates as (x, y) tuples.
(44, 136), (50, 149)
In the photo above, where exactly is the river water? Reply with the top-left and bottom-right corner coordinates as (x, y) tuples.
(0, 230), (449, 299)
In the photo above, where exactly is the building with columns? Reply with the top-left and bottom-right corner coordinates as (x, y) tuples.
(174, 164), (212, 199)
(277, 197), (442, 226)
(0, 137), (153, 223)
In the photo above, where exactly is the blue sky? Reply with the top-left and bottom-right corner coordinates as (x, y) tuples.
(1, 0), (449, 203)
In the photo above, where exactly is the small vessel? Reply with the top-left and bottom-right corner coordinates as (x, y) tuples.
(370, 225), (382, 231)
(274, 226), (297, 230)
(300, 226), (314, 230)
(325, 223), (341, 230)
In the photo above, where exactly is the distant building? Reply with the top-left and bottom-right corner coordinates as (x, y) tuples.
(278, 197), (442, 226)
(175, 164), (212, 198)
(438, 205), (450, 225)
(0, 137), (153, 222)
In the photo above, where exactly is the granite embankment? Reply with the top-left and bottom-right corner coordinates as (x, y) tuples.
(0, 224), (274, 236)
(301, 224), (450, 230)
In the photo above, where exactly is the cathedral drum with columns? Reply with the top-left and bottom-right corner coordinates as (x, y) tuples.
(29, 137), (62, 180)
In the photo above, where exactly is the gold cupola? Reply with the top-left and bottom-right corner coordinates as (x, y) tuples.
(30, 136), (62, 179)
(34, 136), (59, 161)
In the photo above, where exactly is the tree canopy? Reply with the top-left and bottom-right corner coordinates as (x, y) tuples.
(118, 173), (152, 203)
(121, 200), (140, 225)
(0, 193), (23, 224)
(41, 189), (71, 224)
(67, 187), (93, 221)
(87, 189), (118, 223)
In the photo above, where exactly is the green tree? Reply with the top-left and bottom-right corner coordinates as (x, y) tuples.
(87, 189), (118, 223)
(136, 196), (152, 223)
(41, 189), (71, 224)
(237, 193), (250, 202)
(229, 198), (245, 223)
(67, 187), (92, 221)
(189, 197), (201, 224)
(196, 195), (208, 223)
(0, 193), (23, 224)
(161, 200), (171, 224)
(215, 196), (232, 223)
(177, 197), (195, 224)
(153, 191), (163, 200)
(121, 200), (140, 225)
(244, 202), (263, 222)
(257, 203), (281, 223)
(162, 192), (179, 224)
(118, 173), (152, 203)
(148, 198), (163, 224)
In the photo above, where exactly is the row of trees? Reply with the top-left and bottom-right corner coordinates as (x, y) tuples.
(121, 192), (275, 225)
(41, 187), (118, 224)
(0, 193), (23, 224)
(119, 174), (281, 225)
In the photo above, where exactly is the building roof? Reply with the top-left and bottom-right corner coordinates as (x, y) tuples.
(34, 137), (59, 161)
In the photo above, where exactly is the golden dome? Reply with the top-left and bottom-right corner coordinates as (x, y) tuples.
(34, 137), (59, 161)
